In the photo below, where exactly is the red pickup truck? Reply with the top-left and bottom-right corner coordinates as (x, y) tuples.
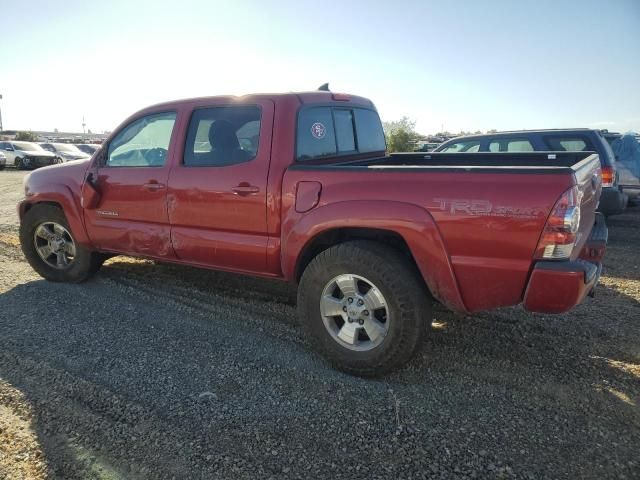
(18, 90), (607, 376)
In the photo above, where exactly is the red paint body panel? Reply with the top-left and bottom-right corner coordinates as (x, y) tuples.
(280, 168), (573, 312)
(18, 91), (605, 316)
(280, 199), (466, 311)
(20, 161), (92, 247)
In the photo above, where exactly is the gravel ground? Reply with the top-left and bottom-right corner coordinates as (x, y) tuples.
(0, 169), (638, 479)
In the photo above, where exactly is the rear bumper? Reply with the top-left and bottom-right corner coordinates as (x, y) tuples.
(621, 184), (640, 199)
(598, 186), (626, 216)
(523, 214), (608, 314)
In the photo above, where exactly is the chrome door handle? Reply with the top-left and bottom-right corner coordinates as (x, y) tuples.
(143, 182), (166, 191)
(232, 184), (260, 195)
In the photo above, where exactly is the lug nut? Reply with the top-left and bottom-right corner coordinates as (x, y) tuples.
(357, 299), (364, 306)
(363, 310), (369, 316)
(358, 319), (364, 325)
(348, 318), (353, 323)
(342, 306), (347, 312)
(348, 297), (353, 304)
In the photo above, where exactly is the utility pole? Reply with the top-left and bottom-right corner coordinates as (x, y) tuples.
(0, 94), (3, 132)
(82, 116), (86, 134)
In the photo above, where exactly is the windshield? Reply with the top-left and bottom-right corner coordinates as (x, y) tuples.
(52, 143), (83, 153)
(13, 142), (43, 152)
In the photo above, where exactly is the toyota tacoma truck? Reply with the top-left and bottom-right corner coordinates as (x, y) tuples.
(18, 89), (607, 376)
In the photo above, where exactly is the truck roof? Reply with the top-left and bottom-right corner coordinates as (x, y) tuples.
(140, 91), (375, 112)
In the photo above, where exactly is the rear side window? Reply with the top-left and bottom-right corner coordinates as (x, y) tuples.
(488, 138), (534, 152)
(543, 136), (591, 152)
(440, 140), (481, 153)
(296, 107), (386, 161)
(184, 106), (261, 167)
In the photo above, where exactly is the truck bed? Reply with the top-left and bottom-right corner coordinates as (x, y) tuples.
(283, 151), (602, 312)
(292, 151), (598, 172)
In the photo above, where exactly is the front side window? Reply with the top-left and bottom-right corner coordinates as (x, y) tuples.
(107, 112), (176, 167)
(296, 107), (386, 161)
(184, 106), (261, 167)
(488, 138), (534, 152)
(440, 140), (481, 153)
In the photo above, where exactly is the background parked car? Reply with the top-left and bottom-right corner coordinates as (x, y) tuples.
(414, 142), (440, 152)
(0, 141), (60, 170)
(0, 151), (6, 170)
(75, 143), (101, 155)
(605, 132), (640, 202)
(435, 128), (627, 217)
(39, 142), (91, 162)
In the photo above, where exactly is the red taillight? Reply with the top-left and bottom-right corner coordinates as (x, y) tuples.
(601, 165), (615, 187)
(535, 186), (582, 260)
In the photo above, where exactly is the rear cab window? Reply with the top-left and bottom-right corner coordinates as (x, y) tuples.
(296, 106), (386, 161)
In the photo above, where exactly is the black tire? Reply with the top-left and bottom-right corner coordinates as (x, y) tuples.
(20, 204), (103, 282)
(15, 157), (24, 170)
(298, 240), (432, 376)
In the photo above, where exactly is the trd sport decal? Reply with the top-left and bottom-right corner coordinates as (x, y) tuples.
(432, 198), (545, 219)
(310, 122), (326, 139)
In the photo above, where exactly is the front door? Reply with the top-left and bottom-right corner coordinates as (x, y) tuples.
(167, 101), (274, 274)
(84, 111), (178, 257)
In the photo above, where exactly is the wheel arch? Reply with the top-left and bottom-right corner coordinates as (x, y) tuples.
(19, 185), (91, 247)
(283, 200), (467, 312)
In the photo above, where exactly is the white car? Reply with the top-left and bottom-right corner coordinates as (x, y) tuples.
(0, 141), (60, 170)
(39, 142), (91, 162)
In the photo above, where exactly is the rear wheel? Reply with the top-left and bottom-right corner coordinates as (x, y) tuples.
(298, 240), (432, 376)
(15, 157), (24, 170)
(20, 204), (104, 282)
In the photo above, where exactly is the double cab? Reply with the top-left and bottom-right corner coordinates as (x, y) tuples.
(19, 90), (607, 375)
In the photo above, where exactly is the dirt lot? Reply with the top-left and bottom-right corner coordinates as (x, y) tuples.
(0, 169), (638, 479)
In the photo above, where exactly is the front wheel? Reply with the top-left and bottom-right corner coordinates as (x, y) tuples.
(20, 204), (104, 282)
(298, 240), (432, 376)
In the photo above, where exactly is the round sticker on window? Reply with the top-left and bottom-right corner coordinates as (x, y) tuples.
(310, 122), (326, 139)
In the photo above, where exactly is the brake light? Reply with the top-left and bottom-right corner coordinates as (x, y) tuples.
(535, 186), (582, 260)
(601, 165), (615, 187)
(332, 93), (351, 101)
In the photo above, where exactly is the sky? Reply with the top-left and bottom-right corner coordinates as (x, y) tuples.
(1, 0), (639, 135)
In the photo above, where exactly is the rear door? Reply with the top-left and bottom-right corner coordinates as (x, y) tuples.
(166, 100), (274, 274)
(83, 111), (178, 257)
